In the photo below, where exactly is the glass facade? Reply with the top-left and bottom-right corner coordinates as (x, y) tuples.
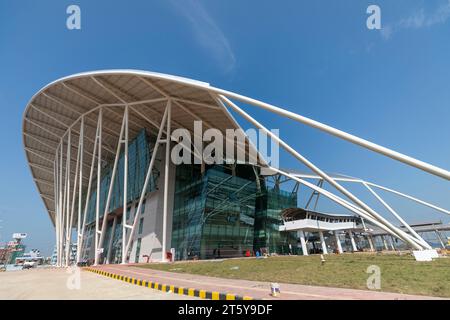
(254, 187), (298, 254)
(81, 129), (158, 262)
(138, 217), (144, 234)
(171, 164), (298, 260)
(84, 129), (158, 226)
(135, 238), (142, 262)
(80, 128), (300, 263)
(108, 219), (123, 263)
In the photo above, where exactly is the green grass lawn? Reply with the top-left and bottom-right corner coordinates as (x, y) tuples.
(135, 253), (450, 298)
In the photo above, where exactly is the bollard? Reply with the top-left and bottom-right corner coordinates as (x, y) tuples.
(270, 283), (280, 297)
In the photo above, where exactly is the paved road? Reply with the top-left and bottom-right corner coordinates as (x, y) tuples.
(97, 264), (446, 300)
(0, 267), (197, 300)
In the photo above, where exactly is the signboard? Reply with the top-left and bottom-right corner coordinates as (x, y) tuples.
(413, 249), (439, 262)
(12, 233), (27, 239)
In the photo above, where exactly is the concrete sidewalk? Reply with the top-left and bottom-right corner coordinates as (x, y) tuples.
(0, 267), (196, 300)
(89, 264), (444, 300)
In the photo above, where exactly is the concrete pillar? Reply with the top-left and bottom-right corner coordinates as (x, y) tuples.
(297, 230), (308, 256)
(383, 236), (389, 251)
(334, 231), (343, 254)
(389, 236), (396, 251)
(368, 235), (375, 252)
(319, 231), (328, 255)
(349, 231), (357, 252)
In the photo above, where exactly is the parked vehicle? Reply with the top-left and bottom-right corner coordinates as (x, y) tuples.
(22, 261), (37, 269)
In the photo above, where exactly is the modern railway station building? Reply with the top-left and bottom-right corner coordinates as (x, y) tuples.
(22, 70), (450, 266)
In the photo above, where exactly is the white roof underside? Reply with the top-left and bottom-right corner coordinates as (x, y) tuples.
(22, 70), (263, 225)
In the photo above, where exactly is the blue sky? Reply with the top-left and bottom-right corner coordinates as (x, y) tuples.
(0, 0), (449, 255)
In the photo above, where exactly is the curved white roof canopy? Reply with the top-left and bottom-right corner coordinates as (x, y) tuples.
(22, 70), (265, 225)
(23, 70), (450, 252)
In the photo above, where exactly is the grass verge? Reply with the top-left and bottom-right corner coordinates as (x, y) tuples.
(134, 253), (450, 298)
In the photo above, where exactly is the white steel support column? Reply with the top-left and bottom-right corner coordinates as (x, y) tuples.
(368, 235), (375, 252)
(270, 167), (424, 249)
(76, 116), (84, 263)
(162, 100), (172, 262)
(435, 231), (445, 249)
(215, 90), (450, 180)
(67, 129), (81, 266)
(383, 236), (389, 250)
(59, 139), (67, 267)
(219, 96), (424, 250)
(124, 103), (169, 262)
(121, 104), (129, 265)
(53, 160), (58, 267)
(372, 235), (378, 249)
(78, 114), (100, 263)
(97, 106), (127, 265)
(334, 231), (343, 254)
(61, 139), (67, 266)
(366, 182), (450, 216)
(58, 139), (63, 267)
(363, 182), (430, 249)
(94, 109), (103, 265)
(106, 216), (117, 264)
(389, 236), (396, 250)
(319, 231), (328, 255)
(349, 231), (357, 252)
(64, 130), (71, 267)
(54, 148), (60, 267)
(297, 175), (450, 217)
(298, 230), (308, 256)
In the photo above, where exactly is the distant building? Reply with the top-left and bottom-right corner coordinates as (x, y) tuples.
(50, 247), (57, 265)
(0, 235), (26, 265)
(15, 249), (44, 266)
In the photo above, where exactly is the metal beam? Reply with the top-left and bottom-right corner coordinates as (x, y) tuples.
(25, 147), (54, 164)
(289, 173), (450, 217)
(220, 95), (424, 250)
(96, 106), (128, 265)
(366, 182), (450, 216)
(161, 100), (172, 262)
(94, 108), (103, 265)
(213, 89), (450, 180)
(25, 117), (65, 139)
(62, 81), (160, 136)
(121, 103), (129, 264)
(76, 116), (84, 264)
(363, 182), (431, 249)
(78, 113), (101, 263)
(124, 101), (170, 262)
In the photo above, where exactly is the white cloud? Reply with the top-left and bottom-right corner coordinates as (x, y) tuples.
(399, 9), (426, 29)
(383, 0), (450, 39)
(168, 0), (236, 74)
